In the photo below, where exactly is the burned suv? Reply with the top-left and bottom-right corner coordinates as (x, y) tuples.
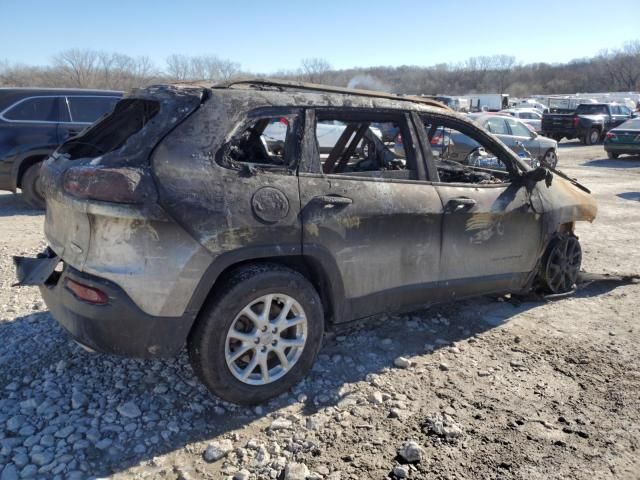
(15, 80), (597, 404)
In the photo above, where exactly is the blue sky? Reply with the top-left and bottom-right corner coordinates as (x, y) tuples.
(1, 0), (638, 73)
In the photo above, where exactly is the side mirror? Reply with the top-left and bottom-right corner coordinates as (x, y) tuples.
(522, 166), (553, 190)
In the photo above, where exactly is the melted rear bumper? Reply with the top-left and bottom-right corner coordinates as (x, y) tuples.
(28, 258), (193, 358)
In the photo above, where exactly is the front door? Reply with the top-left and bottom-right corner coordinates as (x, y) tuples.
(298, 109), (443, 322)
(420, 114), (543, 299)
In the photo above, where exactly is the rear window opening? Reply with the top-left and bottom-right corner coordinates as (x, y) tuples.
(59, 99), (160, 159)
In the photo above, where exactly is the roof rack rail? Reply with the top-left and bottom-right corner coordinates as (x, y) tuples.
(213, 78), (449, 110)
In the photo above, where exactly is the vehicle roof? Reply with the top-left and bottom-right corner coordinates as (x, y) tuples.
(612, 118), (640, 130)
(510, 107), (542, 112)
(211, 78), (451, 110)
(0, 87), (122, 111)
(577, 102), (623, 107)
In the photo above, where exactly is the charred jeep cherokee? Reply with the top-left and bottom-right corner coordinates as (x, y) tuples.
(14, 80), (597, 404)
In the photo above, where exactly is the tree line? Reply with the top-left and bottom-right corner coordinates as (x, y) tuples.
(1, 40), (638, 96)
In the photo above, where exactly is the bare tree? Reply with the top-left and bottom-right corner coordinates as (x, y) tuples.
(300, 58), (332, 84)
(491, 55), (517, 93)
(53, 49), (100, 87)
(165, 54), (241, 82)
(165, 54), (191, 81)
(2, 40), (639, 95)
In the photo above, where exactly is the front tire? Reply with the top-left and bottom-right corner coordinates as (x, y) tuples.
(607, 151), (619, 159)
(188, 263), (324, 405)
(539, 234), (582, 294)
(21, 162), (45, 209)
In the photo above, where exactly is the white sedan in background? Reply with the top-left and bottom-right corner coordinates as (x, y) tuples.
(499, 108), (543, 133)
(263, 119), (383, 154)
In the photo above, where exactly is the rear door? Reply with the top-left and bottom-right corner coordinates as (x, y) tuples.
(610, 105), (631, 128)
(0, 95), (62, 154)
(298, 108), (443, 321)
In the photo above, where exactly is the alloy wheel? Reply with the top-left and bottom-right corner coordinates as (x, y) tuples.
(225, 294), (307, 386)
(544, 236), (582, 293)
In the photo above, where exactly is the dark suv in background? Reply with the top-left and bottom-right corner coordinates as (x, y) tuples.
(0, 88), (121, 208)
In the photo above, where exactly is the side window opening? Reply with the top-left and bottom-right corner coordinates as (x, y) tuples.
(68, 96), (120, 123)
(485, 117), (509, 135)
(315, 113), (416, 180)
(219, 114), (298, 169)
(3, 96), (60, 122)
(59, 99), (160, 159)
(505, 118), (532, 137)
(421, 115), (512, 185)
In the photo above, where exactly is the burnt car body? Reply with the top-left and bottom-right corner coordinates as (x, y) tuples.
(0, 88), (121, 208)
(14, 80), (597, 404)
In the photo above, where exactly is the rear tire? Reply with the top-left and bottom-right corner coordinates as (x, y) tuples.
(585, 128), (600, 146)
(607, 151), (619, 159)
(20, 162), (45, 209)
(188, 263), (324, 405)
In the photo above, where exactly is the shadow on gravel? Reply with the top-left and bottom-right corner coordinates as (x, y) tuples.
(557, 140), (591, 148)
(617, 192), (640, 201)
(0, 193), (43, 217)
(582, 158), (640, 168)
(0, 275), (633, 477)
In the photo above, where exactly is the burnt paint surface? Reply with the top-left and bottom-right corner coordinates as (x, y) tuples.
(436, 182), (543, 297)
(38, 82), (598, 327)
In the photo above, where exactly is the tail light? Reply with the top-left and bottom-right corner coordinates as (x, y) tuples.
(65, 278), (108, 305)
(63, 166), (155, 204)
(605, 132), (616, 139)
(573, 116), (580, 128)
(395, 133), (403, 143)
(431, 133), (443, 145)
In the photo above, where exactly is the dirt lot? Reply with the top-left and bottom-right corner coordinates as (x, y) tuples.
(1, 143), (639, 480)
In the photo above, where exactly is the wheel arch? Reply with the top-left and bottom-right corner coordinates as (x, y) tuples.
(184, 248), (347, 338)
(12, 150), (53, 189)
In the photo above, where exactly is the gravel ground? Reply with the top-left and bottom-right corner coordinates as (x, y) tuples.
(1, 143), (639, 480)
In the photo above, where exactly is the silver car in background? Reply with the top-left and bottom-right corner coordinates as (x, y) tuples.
(477, 114), (558, 167)
(499, 108), (543, 133)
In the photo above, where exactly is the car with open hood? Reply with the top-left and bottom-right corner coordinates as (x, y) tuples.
(14, 79), (597, 404)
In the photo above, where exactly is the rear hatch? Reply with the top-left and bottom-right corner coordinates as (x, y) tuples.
(39, 84), (206, 269)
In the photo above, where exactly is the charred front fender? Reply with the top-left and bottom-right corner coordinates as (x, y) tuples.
(534, 173), (597, 237)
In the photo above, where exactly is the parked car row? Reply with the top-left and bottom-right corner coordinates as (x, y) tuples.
(541, 102), (635, 145)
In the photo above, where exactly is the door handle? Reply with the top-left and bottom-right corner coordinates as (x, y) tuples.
(315, 195), (353, 206)
(66, 129), (82, 137)
(447, 197), (476, 211)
